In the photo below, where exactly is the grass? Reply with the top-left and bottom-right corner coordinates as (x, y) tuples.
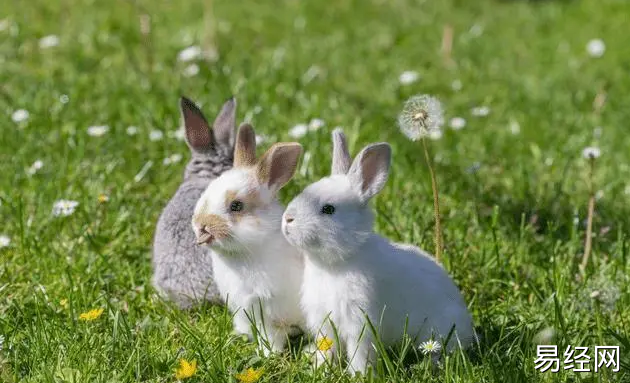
(1, 0), (629, 381)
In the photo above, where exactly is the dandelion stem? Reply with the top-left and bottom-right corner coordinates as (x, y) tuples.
(421, 137), (443, 261)
(580, 157), (595, 273)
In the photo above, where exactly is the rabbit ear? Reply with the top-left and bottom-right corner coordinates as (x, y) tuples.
(256, 143), (303, 192)
(348, 143), (391, 203)
(180, 96), (214, 153)
(233, 123), (257, 167)
(211, 97), (237, 148)
(331, 128), (351, 175)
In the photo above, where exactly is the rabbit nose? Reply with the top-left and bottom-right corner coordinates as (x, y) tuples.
(285, 215), (294, 224)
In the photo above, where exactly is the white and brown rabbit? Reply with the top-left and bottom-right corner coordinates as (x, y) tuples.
(152, 96), (237, 309)
(282, 129), (476, 374)
(192, 124), (305, 355)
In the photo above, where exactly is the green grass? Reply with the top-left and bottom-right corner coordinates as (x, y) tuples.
(1, 0), (629, 381)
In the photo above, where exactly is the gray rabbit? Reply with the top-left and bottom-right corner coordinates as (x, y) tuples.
(152, 96), (237, 308)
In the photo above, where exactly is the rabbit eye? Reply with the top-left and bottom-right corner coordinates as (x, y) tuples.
(230, 200), (244, 212)
(321, 204), (335, 215)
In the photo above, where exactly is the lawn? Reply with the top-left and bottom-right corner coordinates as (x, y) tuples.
(1, 0), (629, 382)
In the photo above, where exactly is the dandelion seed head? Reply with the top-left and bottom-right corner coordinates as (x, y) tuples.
(39, 35), (60, 49)
(255, 134), (269, 145)
(419, 339), (441, 355)
(582, 146), (601, 159)
(398, 94), (444, 141)
(182, 63), (200, 77)
(12, 109), (29, 123)
(509, 119), (521, 135)
(0, 234), (10, 248)
(149, 130), (164, 141)
(177, 45), (201, 62)
(586, 39), (605, 58)
(429, 128), (443, 140)
(52, 200), (79, 217)
(288, 123), (309, 138)
(471, 106), (490, 117)
(399, 70), (420, 85)
(308, 118), (325, 131)
(27, 159), (44, 175)
(87, 125), (109, 137)
(449, 117), (466, 130)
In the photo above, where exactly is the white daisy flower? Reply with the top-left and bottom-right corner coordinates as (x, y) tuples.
(255, 134), (269, 145)
(39, 35), (60, 49)
(171, 127), (186, 141)
(126, 126), (138, 136)
(87, 125), (109, 137)
(398, 94), (444, 141)
(177, 45), (201, 62)
(59, 94), (69, 104)
(308, 118), (325, 131)
(429, 129), (443, 140)
(399, 70), (420, 85)
(27, 159), (44, 175)
(163, 153), (183, 165)
(149, 130), (164, 141)
(451, 79), (463, 91)
(582, 146), (601, 160)
(182, 63), (200, 77)
(471, 106), (490, 117)
(586, 39), (605, 58)
(509, 119), (521, 135)
(419, 339), (441, 355)
(12, 109), (29, 123)
(449, 117), (466, 130)
(288, 123), (309, 139)
(52, 200), (79, 217)
(0, 234), (10, 248)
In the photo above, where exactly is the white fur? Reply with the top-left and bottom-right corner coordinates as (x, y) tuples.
(282, 138), (475, 374)
(193, 167), (304, 355)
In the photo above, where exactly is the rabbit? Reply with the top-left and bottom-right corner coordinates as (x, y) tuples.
(191, 123), (305, 355)
(281, 129), (476, 374)
(152, 96), (237, 309)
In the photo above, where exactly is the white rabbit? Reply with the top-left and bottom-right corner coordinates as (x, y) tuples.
(282, 129), (476, 374)
(192, 123), (305, 355)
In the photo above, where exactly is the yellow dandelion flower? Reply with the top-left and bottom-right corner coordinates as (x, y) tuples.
(79, 308), (104, 321)
(175, 358), (197, 380)
(316, 336), (334, 352)
(235, 367), (264, 383)
(60, 298), (68, 309)
(98, 194), (109, 203)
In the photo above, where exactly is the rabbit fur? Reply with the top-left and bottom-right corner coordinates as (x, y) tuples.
(192, 124), (305, 355)
(152, 96), (237, 309)
(282, 129), (476, 374)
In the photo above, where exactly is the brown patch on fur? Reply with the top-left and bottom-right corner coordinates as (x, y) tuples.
(234, 124), (256, 167)
(193, 213), (230, 239)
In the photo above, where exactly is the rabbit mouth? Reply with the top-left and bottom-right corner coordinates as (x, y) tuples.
(196, 227), (215, 245)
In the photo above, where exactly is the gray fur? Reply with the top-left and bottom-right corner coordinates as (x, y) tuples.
(152, 96), (236, 308)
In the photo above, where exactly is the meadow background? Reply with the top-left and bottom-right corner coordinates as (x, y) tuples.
(1, 0), (629, 382)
